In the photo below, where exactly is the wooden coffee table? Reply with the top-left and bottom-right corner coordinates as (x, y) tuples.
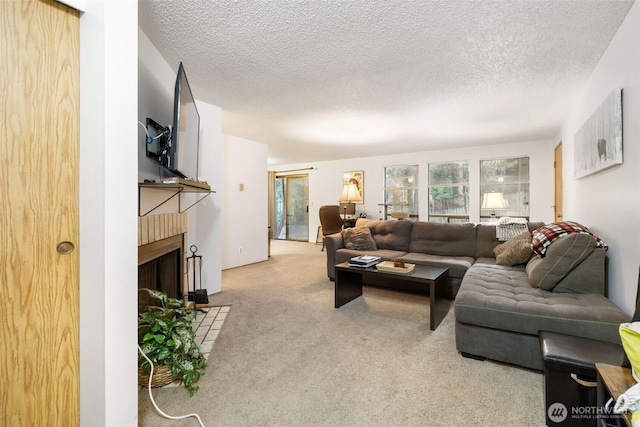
(334, 262), (450, 331)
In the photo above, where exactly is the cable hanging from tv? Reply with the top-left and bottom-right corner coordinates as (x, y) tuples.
(138, 120), (170, 146)
(144, 118), (172, 160)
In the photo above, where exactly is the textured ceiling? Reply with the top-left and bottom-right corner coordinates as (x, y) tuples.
(139, 0), (635, 166)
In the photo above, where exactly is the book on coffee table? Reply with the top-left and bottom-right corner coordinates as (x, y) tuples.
(349, 255), (381, 268)
(375, 261), (415, 274)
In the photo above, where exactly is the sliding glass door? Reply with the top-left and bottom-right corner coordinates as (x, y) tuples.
(274, 174), (309, 241)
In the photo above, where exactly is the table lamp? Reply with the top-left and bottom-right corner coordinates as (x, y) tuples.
(481, 191), (507, 219)
(339, 182), (363, 226)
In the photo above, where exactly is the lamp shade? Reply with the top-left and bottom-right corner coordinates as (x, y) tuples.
(481, 192), (507, 210)
(339, 183), (363, 203)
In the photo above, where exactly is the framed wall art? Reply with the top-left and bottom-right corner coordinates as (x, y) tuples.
(343, 170), (364, 204)
(573, 88), (623, 179)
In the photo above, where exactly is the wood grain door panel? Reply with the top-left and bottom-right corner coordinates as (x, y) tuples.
(554, 143), (563, 222)
(0, 0), (80, 425)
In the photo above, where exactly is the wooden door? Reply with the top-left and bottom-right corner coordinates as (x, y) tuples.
(554, 142), (564, 222)
(0, 1), (80, 425)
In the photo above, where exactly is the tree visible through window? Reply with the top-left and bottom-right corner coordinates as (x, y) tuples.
(384, 165), (418, 220)
(428, 162), (469, 223)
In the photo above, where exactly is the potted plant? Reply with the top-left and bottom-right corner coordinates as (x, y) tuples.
(138, 288), (206, 396)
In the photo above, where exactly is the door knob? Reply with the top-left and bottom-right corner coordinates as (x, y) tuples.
(57, 241), (75, 255)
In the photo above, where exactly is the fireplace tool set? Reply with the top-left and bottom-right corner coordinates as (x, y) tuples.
(186, 245), (209, 312)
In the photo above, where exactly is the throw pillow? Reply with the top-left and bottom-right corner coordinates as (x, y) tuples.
(493, 232), (533, 266)
(342, 226), (377, 251)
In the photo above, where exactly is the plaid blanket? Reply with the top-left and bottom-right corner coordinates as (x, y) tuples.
(531, 221), (608, 257)
(496, 217), (529, 241)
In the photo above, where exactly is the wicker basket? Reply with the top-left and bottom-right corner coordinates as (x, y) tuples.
(138, 364), (178, 388)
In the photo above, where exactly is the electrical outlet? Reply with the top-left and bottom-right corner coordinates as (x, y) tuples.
(238, 247), (243, 253)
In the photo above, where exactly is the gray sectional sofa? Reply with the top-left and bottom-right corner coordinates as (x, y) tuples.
(324, 218), (630, 370)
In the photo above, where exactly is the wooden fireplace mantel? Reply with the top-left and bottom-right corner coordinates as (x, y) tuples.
(138, 234), (184, 266)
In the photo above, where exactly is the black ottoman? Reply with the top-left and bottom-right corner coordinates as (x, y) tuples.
(539, 331), (625, 426)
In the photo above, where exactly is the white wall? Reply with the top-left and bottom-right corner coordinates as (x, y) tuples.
(275, 139), (555, 246)
(137, 29), (180, 214)
(79, 1), (138, 425)
(222, 134), (269, 269)
(557, 1), (640, 314)
(191, 102), (223, 293)
(138, 29), (176, 182)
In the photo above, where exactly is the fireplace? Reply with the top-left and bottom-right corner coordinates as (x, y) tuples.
(138, 233), (184, 313)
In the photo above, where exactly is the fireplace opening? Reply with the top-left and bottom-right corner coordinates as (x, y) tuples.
(138, 248), (182, 313)
(138, 234), (184, 314)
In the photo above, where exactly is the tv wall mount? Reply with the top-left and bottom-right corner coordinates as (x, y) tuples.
(145, 117), (172, 165)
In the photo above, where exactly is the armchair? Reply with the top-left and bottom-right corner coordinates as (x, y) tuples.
(318, 205), (342, 251)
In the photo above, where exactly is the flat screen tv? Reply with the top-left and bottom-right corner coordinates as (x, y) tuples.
(168, 62), (200, 180)
(145, 62), (200, 180)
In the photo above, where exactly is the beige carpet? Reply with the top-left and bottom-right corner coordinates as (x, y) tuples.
(139, 240), (545, 426)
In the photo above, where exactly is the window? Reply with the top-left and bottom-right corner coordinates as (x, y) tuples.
(384, 165), (418, 220)
(428, 161), (469, 223)
(480, 157), (530, 219)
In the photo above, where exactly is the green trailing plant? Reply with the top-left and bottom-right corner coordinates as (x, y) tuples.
(138, 288), (206, 396)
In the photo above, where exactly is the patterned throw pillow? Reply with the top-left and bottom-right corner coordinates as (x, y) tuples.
(342, 226), (377, 251)
(494, 231), (533, 266)
(531, 221), (607, 257)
